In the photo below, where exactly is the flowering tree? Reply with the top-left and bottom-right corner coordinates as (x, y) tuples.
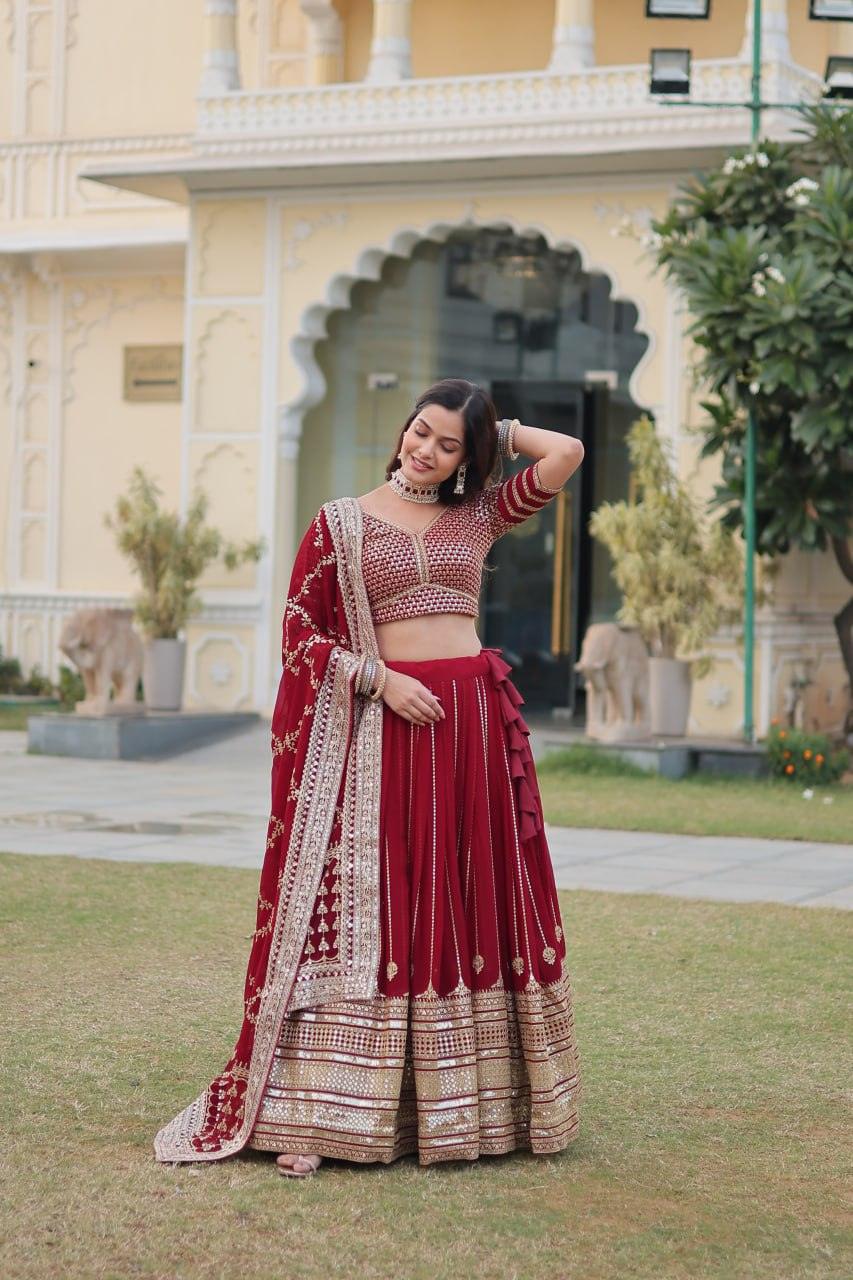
(646, 106), (853, 733)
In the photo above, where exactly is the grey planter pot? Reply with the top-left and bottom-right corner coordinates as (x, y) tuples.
(143, 638), (187, 712)
(649, 656), (692, 737)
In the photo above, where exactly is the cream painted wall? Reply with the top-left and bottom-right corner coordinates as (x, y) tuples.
(337, 0), (831, 83)
(0, 271), (17, 591)
(0, 0), (202, 140)
(409, 0), (554, 79)
(188, 198), (269, 595)
(64, 0), (203, 138)
(59, 275), (184, 592)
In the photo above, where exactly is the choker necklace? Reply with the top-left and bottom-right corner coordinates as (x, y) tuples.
(388, 466), (441, 504)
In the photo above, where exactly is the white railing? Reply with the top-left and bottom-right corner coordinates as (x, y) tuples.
(195, 57), (824, 156)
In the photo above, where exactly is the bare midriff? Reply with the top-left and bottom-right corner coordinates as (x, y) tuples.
(374, 613), (483, 662)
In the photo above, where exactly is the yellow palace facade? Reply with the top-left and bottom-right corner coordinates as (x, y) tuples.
(1, 1), (850, 734)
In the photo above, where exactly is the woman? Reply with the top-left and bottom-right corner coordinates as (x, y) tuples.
(154, 379), (584, 1177)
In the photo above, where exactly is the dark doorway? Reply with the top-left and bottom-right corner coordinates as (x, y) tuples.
(482, 380), (600, 713)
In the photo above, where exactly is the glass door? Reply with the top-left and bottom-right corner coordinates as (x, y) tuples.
(482, 381), (588, 711)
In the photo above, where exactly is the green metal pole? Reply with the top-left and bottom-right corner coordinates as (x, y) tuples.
(743, 0), (762, 745)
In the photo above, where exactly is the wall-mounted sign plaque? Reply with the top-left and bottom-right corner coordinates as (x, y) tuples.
(123, 344), (183, 402)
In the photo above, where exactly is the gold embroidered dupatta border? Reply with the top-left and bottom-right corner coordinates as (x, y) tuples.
(153, 497), (383, 1163)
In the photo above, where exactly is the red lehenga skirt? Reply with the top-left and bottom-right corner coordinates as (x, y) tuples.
(246, 647), (581, 1165)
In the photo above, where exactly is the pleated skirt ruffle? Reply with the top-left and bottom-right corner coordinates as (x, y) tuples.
(247, 648), (581, 1165)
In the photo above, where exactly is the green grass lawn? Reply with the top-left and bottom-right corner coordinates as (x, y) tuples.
(2, 851), (849, 1280)
(537, 746), (853, 844)
(0, 704), (68, 731)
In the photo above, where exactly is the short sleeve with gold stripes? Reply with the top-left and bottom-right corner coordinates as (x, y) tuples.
(476, 460), (564, 543)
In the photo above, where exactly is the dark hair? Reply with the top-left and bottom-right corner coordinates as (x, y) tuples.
(384, 378), (499, 506)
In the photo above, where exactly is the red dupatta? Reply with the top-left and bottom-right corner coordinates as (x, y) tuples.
(154, 498), (383, 1162)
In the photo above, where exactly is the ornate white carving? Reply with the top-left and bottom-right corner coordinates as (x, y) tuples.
(299, 0), (342, 61)
(188, 633), (251, 709)
(277, 208), (654, 466)
(0, 264), (22, 401)
(2, 0), (14, 53)
(365, 0), (412, 84)
(0, 133), (194, 220)
(66, 0), (80, 50)
(594, 199), (656, 238)
(0, 593), (263, 684)
(200, 0), (241, 97)
(549, 0), (595, 72)
(281, 209), (348, 272)
(2, 589), (261, 621)
(193, 311), (261, 431)
(195, 58), (823, 159)
(62, 276), (182, 405)
(705, 682), (732, 710)
(30, 253), (63, 287)
(208, 659), (233, 685)
(741, 0), (790, 63)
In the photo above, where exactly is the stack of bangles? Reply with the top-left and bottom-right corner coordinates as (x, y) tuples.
(498, 417), (520, 459)
(355, 653), (387, 701)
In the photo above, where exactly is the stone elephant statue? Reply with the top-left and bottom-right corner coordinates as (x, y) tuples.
(58, 607), (144, 717)
(574, 622), (650, 742)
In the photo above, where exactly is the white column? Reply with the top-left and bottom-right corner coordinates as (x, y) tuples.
(549, 0), (595, 72)
(299, 0), (344, 85)
(365, 0), (412, 83)
(200, 0), (241, 95)
(741, 0), (790, 63)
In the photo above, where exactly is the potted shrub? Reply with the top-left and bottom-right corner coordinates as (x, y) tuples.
(589, 415), (753, 736)
(104, 467), (265, 712)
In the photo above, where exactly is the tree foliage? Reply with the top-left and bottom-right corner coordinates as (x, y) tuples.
(647, 105), (853, 560)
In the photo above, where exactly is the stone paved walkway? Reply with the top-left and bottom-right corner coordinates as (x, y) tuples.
(1, 724), (850, 909)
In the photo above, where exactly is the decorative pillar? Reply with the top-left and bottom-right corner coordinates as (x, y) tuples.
(365, 0), (412, 83)
(741, 0), (790, 63)
(200, 0), (241, 96)
(300, 0), (344, 85)
(549, 0), (595, 72)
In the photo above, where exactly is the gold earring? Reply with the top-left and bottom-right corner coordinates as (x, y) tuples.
(454, 462), (468, 495)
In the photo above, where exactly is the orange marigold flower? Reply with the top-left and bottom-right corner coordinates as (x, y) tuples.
(804, 749), (812, 760)
(816, 754), (824, 765)
(778, 730), (787, 739)
(783, 750), (791, 759)
(785, 763), (795, 774)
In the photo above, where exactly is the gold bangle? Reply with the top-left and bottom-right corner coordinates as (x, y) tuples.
(356, 654), (374, 696)
(368, 659), (387, 701)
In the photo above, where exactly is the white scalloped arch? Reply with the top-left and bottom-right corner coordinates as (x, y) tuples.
(278, 213), (655, 454)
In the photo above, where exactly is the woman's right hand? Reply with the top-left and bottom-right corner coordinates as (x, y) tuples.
(380, 669), (445, 725)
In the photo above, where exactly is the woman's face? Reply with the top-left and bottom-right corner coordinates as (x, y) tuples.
(399, 404), (466, 485)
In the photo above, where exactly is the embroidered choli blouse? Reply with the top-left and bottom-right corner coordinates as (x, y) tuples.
(361, 460), (563, 625)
